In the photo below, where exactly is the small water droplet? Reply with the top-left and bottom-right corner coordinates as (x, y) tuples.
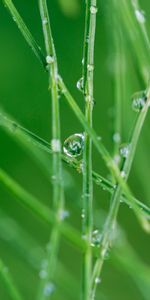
(42, 18), (48, 25)
(113, 154), (120, 165)
(97, 136), (102, 141)
(43, 282), (55, 297)
(86, 35), (89, 43)
(95, 277), (101, 284)
(46, 55), (54, 64)
(90, 6), (98, 14)
(39, 269), (48, 279)
(119, 143), (130, 158)
(76, 77), (84, 92)
(120, 170), (126, 178)
(132, 90), (147, 112)
(81, 209), (85, 219)
(87, 64), (94, 71)
(63, 133), (84, 158)
(51, 139), (61, 153)
(113, 132), (121, 144)
(59, 210), (70, 221)
(135, 9), (145, 24)
(91, 229), (101, 247)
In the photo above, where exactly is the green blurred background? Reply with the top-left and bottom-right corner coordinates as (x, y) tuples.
(0, 0), (150, 299)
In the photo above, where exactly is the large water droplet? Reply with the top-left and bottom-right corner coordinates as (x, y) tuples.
(63, 133), (84, 158)
(132, 90), (147, 112)
(119, 143), (130, 158)
(76, 77), (84, 92)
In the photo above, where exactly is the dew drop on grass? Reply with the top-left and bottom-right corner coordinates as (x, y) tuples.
(43, 282), (55, 297)
(90, 5), (98, 14)
(59, 209), (70, 220)
(81, 209), (85, 219)
(132, 90), (147, 112)
(113, 132), (121, 144)
(42, 18), (48, 25)
(63, 133), (84, 158)
(95, 277), (101, 284)
(51, 139), (61, 153)
(76, 77), (84, 92)
(87, 64), (94, 71)
(39, 269), (48, 279)
(91, 229), (101, 247)
(135, 9), (146, 24)
(120, 170), (126, 178)
(119, 143), (130, 158)
(46, 55), (54, 64)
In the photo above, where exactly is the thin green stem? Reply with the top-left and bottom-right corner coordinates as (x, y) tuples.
(2, 0), (46, 67)
(2, 0), (149, 228)
(59, 77), (150, 231)
(81, 1), (97, 299)
(0, 259), (23, 300)
(0, 111), (150, 220)
(0, 168), (85, 251)
(91, 85), (150, 299)
(38, 1), (64, 298)
(112, 25), (124, 163)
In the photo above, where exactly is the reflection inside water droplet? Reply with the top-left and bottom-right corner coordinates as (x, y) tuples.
(63, 133), (84, 158)
(119, 143), (130, 158)
(132, 90), (147, 112)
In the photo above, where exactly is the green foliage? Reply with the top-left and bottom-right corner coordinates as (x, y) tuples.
(0, 0), (150, 299)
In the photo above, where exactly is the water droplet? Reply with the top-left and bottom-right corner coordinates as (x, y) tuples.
(132, 90), (147, 112)
(113, 154), (120, 165)
(91, 229), (101, 247)
(13, 16), (16, 22)
(113, 132), (121, 144)
(87, 64), (94, 71)
(43, 282), (55, 297)
(46, 55), (54, 64)
(135, 9), (145, 24)
(76, 77), (84, 92)
(63, 133), (84, 158)
(119, 143), (130, 158)
(120, 170), (126, 178)
(39, 269), (48, 279)
(90, 6), (98, 14)
(59, 210), (70, 221)
(42, 18), (48, 25)
(97, 135), (102, 141)
(95, 277), (101, 284)
(51, 139), (61, 152)
(81, 209), (85, 219)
